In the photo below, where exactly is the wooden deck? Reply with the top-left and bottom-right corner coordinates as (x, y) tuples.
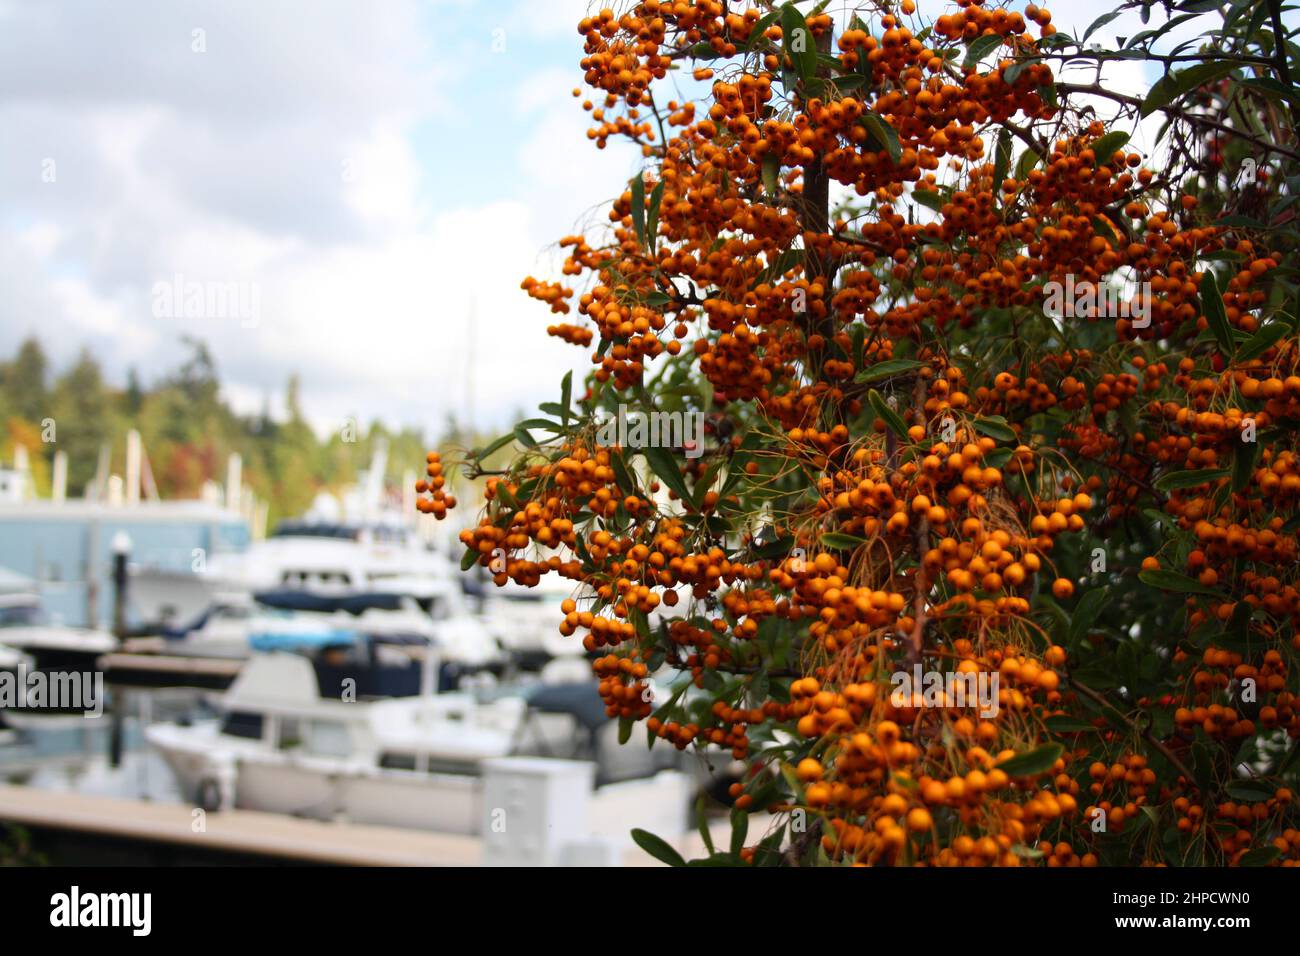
(0, 784), (480, 865)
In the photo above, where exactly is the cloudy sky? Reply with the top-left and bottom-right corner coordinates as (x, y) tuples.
(0, 1), (1197, 438)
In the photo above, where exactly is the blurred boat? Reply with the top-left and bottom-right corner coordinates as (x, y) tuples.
(0, 589), (117, 670)
(146, 652), (685, 833)
(161, 586), (501, 670)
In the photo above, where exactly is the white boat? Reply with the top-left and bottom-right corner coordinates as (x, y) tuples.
(146, 652), (686, 834)
(477, 576), (588, 665)
(0, 591), (118, 668)
(163, 584), (501, 670)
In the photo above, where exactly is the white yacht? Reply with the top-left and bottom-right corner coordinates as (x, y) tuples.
(145, 652), (680, 834)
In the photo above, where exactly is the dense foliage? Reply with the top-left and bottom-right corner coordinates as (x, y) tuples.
(434, 0), (1300, 866)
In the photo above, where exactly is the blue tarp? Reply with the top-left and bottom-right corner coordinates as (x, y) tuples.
(248, 628), (360, 651)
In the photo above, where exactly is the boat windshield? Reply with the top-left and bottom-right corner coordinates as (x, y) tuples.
(0, 602), (45, 627)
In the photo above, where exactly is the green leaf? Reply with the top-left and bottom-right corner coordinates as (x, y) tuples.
(867, 388), (909, 439)
(459, 545), (479, 572)
(618, 715), (634, 745)
(1068, 586), (1108, 647)
(972, 416), (1016, 442)
(631, 828), (687, 867)
(1015, 148), (1041, 180)
(762, 153), (780, 198)
(1239, 845), (1282, 867)
(780, 3), (817, 82)
(820, 532), (867, 550)
(474, 431), (516, 460)
(995, 743), (1064, 777)
(992, 128), (1012, 198)
(1225, 780), (1273, 803)
(1003, 57), (1040, 86)
(1232, 435), (1260, 492)
(1043, 715), (1097, 733)
(1090, 130), (1130, 164)
(860, 114), (902, 164)
(911, 189), (944, 212)
(855, 358), (926, 382)
(512, 424), (539, 448)
(645, 179), (664, 253)
(1140, 61), (1238, 117)
(1235, 322), (1289, 363)
(695, 797), (715, 854)
(1200, 271), (1234, 355)
(559, 371), (573, 427)
(1153, 468), (1229, 491)
(630, 173), (646, 250)
(1240, 76), (1300, 110)
(729, 807), (749, 856)
(1138, 568), (1226, 599)
(963, 33), (1004, 70)
(1083, 9), (1124, 42)
(642, 444), (694, 504)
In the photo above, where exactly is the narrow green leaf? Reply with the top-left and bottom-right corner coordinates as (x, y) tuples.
(855, 358), (926, 382)
(1138, 568), (1226, 599)
(645, 179), (664, 252)
(867, 388), (909, 439)
(1235, 322), (1289, 363)
(631, 828), (687, 867)
(630, 174), (647, 250)
(1090, 130), (1130, 164)
(820, 532), (867, 550)
(1153, 468), (1229, 491)
(1200, 271), (1234, 355)
(995, 743), (1064, 777)
(860, 114), (902, 164)
(972, 416), (1016, 442)
(643, 444), (694, 504)
(963, 33), (1004, 70)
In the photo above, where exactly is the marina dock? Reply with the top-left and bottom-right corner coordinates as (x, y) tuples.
(0, 784), (718, 866)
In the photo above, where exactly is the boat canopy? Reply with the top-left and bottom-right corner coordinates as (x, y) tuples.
(253, 589), (409, 615)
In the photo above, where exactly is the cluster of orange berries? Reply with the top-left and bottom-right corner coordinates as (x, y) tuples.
(414, 452), (456, 519)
